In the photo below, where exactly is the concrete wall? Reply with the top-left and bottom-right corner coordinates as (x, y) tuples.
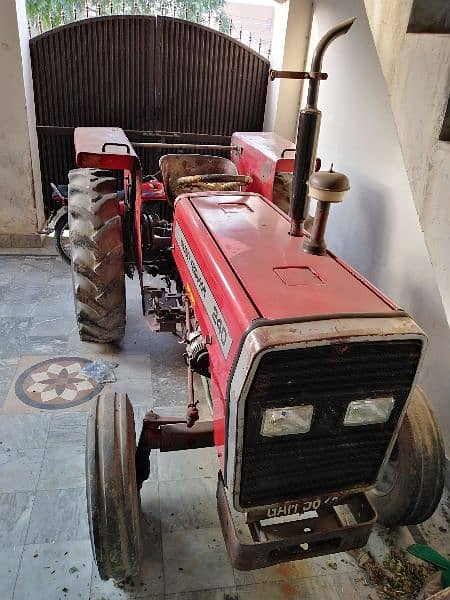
(304, 0), (450, 453)
(363, 0), (450, 326)
(0, 0), (42, 238)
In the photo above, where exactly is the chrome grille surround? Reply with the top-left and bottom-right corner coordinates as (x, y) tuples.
(226, 316), (426, 512)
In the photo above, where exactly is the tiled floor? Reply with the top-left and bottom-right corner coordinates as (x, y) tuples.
(0, 255), (448, 600)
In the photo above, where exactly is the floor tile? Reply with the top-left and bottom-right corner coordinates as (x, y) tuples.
(66, 330), (114, 357)
(159, 478), (220, 533)
(46, 411), (89, 447)
(151, 373), (189, 407)
(0, 448), (44, 492)
(2, 356), (100, 414)
(90, 568), (164, 600)
(157, 447), (218, 481)
(0, 286), (45, 318)
(22, 335), (69, 356)
(0, 492), (34, 546)
(13, 540), (92, 600)
(165, 589), (238, 600)
(134, 437), (159, 480)
(90, 505), (164, 598)
(234, 550), (361, 587)
(26, 314), (75, 337)
(140, 481), (161, 533)
(0, 359), (18, 409)
(234, 573), (361, 600)
(38, 444), (85, 490)
(106, 353), (152, 381)
(0, 258), (24, 285)
(0, 414), (50, 449)
(111, 378), (153, 408)
(162, 527), (235, 594)
(0, 546), (23, 599)
(0, 318), (32, 358)
(26, 488), (89, 544)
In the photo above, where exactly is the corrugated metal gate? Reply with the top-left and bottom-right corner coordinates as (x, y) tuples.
(30, 15), (270, 217)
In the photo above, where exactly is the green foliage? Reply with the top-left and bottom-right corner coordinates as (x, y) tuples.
(26, 0), (229, 33)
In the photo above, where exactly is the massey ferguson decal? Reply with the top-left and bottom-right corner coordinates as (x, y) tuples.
(175, 223), (232, 359)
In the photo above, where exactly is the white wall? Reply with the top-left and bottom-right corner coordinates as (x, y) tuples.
(264, 0), (312, 140)
(363, 0), (450, 331)
(305, 0), (450, 453)
(0, 0), (42, 236)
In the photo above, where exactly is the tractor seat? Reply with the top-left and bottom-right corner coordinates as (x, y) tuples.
(160, 154), (239, 205)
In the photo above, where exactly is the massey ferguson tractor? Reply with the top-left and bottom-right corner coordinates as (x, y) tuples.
(66, 19), (445, 581)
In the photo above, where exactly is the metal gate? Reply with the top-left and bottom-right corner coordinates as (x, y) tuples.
(30, 15), (270, 217)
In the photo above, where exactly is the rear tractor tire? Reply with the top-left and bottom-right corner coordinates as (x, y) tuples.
(368, 386), (445, 527)
(68, 168), (126, 343)
(86, 392), (142, 581)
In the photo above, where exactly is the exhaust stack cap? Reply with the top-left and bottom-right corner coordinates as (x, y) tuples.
(308, 165), (350, 203)
(304, 165), (350, 256)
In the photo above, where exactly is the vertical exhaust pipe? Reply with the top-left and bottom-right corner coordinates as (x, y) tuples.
(289, 17), (355, 237)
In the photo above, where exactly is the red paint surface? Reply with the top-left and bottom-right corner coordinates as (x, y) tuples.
(74, 127), (139, 171)
(173, 191), (397, 468)
(192, 193), (396, 320)
(231, 131), (295, 200)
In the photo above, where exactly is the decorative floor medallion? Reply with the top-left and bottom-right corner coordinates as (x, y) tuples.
(15, 357), (104, 410)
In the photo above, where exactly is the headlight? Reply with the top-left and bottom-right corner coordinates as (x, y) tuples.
(261, 405), (314, 437)
(344, 397), (394, 426)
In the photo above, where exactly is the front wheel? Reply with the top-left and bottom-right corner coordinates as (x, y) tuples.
(86, 392), (142, 581)
(368, 386), (445, 526)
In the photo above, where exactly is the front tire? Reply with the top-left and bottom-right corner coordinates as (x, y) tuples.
(68, 168), (125, 343)
(369, 386), (445, 526)
(86, 392), (142, 581)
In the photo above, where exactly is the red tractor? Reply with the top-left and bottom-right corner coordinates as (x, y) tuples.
(67, 19), (444, 581)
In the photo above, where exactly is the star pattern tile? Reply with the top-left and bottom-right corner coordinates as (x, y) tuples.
(15, 357), (104, 410)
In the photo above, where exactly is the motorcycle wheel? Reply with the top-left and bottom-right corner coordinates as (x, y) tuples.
(54, 212), (71, 264)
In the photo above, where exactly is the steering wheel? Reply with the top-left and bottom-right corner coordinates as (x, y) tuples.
(176, 173), (252, 192)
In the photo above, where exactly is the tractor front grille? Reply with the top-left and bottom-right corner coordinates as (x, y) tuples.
(239, 339), (422, 510)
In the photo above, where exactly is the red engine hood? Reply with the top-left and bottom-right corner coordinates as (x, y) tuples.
(172, 191), (400, 470)
(172, 191), (396, 388)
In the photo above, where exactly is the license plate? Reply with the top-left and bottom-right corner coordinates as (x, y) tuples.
(266, 495), (339, 519)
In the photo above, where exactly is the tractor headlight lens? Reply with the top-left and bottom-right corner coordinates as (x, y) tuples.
(261, 405), (314, 437)
(344, 397), (394, 426)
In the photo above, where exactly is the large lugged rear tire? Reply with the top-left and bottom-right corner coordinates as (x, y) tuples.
(86, 392), (142, 581)
(368, 386), (445, 527)
(68, 168), (125, 343)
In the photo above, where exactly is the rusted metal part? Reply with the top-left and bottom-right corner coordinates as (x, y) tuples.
(303, 201), (331, 255)
(216, 472), (376, 570)
(184, 296), (199, 428)
(160, 154), (239, 204)
(269, 70), (329, 81)
(143, 286), (185, 332)
(133, 142), (238, 151)
(289, 18), (355, 237)
(177, 174), (251, 185)
(135, 410), (215, 487)
(158, 421), (214, 451)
